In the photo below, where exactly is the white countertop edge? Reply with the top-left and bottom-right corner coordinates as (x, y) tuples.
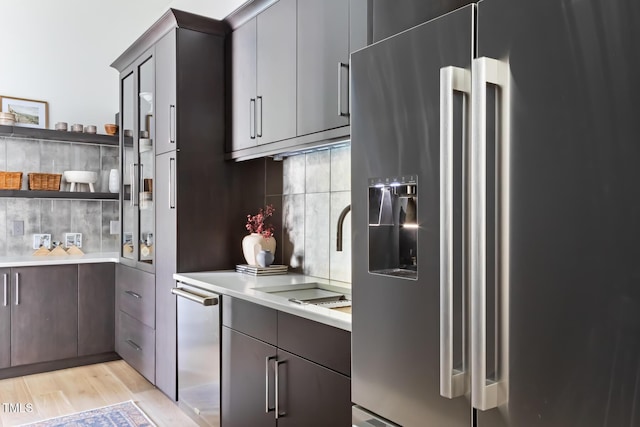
(173, 271), (352, 332)
(0, 252), (119, 268)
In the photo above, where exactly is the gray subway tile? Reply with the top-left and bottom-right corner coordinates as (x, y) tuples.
(283, 154), (305, 195)
(305, 150), (331, 193)
(283, 194), (305, 272)
(331, 145), (351, 192)
(70, 201), (102, 253)
(6, 199), (41, 255)
(304, 193), (330, 279)
(6, 139), (40, 190)
(101, 201), (119, 252)
(0, 199), (6, 256)
(40, 200), (72, 245)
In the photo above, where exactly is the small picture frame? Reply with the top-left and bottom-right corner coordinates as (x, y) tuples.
(33, 234), (52, 250)
(64, 232), (82, 248)
(0, 95), (49, 129)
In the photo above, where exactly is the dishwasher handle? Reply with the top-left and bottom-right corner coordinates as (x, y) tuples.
(171, 286), (218, 306)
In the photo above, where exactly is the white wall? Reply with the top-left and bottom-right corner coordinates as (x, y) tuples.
(0, 0), (245, 132)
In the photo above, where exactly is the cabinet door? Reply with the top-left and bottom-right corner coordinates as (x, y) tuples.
(231, 18), (258, 151)
(276, 349), (351, 427)
(297, 0), (350, 136)
(256, 0), (297, 145)
(0, 269), (10, 368)
(222, 327), (277, 427)
(154, 151), (177, 400)
(78, 263), (115, 356)
(155, 30), (177, 155)
(11, 265), (78, 366)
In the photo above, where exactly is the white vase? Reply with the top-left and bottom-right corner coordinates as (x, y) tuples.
(108, 169), (119, 193)
(242, 233), (277, 266)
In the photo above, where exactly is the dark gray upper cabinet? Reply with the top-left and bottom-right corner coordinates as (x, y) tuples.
(229, 0), (298, 153)
(227, 0), (371, 160)
(78, 263), (115, 356)
(11, 265), (78, 366)
(297, 0), (350, 136)
(154, 30), (177, 156)
(0, 269), (9, 369)
(231, 18), (258, 151)
(256, 0), (297, 145)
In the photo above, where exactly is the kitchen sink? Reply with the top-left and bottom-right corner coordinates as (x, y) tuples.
(254, 283), (352, 309)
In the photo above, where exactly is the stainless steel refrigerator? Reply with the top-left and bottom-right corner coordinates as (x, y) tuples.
(351, 1), (640, 426)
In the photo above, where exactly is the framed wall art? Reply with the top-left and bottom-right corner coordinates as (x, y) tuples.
(0, 95), (49, 129)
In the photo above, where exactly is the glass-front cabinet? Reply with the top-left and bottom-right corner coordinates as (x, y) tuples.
(119, 48), (155, 272)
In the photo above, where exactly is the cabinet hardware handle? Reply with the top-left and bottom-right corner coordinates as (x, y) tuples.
(126, 339), (142, 351)
(256, 96), (263, 138)
(125, 290), (142, 299)
(470, 56), (510, 411)
(129, 164), (135, 207)
(250, 98), (256, 139)
(265, 355), (277, 413)
(275, 359), (284, 419)
(170, 105), (176, 144)
(169, 157), (176, 209)
(338, 62), (350, 117)
(3, 274), (7, 307)
(14, 273), (19, 306)
(171, 287), (218, 306)
(439, 65), (471, 400)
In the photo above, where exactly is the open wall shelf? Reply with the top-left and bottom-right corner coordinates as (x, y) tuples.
(0, 190), (118, 200)
(0, 125), (120, 146)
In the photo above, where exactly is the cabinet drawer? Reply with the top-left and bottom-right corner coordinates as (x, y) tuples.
(278, 312), (351, 376)
(118, 311), (155, 383)
(116, 264), (155, 328)
(222, 296), (277, 345)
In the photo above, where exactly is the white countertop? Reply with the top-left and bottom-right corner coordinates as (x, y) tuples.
(0, 252), (119, 268)
(173, 270), (352, 332)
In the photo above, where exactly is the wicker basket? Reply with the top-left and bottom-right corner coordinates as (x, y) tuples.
(28, 173), (62, 191)
(0, 172), (23, 190)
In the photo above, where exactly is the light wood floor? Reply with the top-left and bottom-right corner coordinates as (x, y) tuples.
(0, 360), (198, 427)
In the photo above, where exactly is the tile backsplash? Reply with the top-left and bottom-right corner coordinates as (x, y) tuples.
(270, 145), (351, 283)
(0, 136), (119, 255)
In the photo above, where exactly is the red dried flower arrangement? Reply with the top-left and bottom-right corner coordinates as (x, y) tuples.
(245, 204), (275, 238)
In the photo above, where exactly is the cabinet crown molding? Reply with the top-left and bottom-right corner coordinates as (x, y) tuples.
(111, 8), (230, 72)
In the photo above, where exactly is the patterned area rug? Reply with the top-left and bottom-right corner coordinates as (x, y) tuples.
(17, 400), (156, 427)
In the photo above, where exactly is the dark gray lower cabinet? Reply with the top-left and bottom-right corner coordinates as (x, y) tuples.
(0, 268), (10, 369)
(11, 265), (78, 366)
(221, 296), (351, 426)
(78, 263), (115, 356)
(276, 349), (351, 427)
(222, 327), (277, 427)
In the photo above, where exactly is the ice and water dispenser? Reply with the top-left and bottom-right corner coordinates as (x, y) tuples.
(368, 175), (418, 279)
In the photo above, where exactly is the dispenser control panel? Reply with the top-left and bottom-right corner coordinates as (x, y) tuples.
(368, 175), (418, 280)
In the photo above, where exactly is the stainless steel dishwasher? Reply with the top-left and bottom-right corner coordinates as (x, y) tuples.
(171, 283), (221, 427)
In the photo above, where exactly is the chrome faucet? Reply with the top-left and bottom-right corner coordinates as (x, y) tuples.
(336, 204), (351, 251)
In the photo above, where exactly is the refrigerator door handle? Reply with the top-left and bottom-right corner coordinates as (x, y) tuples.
(470, 56), (510, 411)
(439, 65), (471, 399)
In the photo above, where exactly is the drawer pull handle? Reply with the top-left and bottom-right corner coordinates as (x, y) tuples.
(126, 339), (142, 351)
(275, 359), (285, 419)
(125, 290), (142, 299)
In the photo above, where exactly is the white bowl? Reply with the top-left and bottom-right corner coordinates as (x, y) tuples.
(63, 170), (97, 184)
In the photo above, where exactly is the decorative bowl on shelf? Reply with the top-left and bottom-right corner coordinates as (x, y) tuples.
(63, 170), (97, 192)
(104, 123), (118, 135)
